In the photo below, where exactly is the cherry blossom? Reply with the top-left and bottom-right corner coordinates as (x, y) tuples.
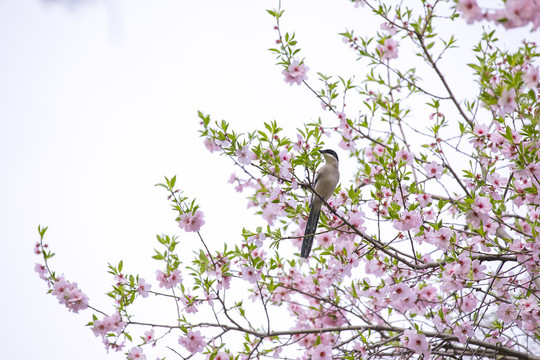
(143, 329), (155, 344)
(456, 0), (483, 24)
(91, 312), (126, 338)
(401, 329), (430, 358)
(393, 210), (422, 231)
(155, 269), (182, 289)
(377, 38), (399, 60)
(236, 145), (257, 166)
(524, 66), (539, 89)
(127, 347), (146, 360)
(136, 278), (151, 298)
(51, 277), (89, 313)
(178, 330), (206, 354)
(178, 210), (205, 232)
(424, 161), (443, 179)
(241, 265), (261, 284)
(395, 149), (414, 166)
(498, 88), (517, 115)
(472, 196), (492, 214)
(282, 60), (309, 85)
(203, 138), (220, 153)
(453, 321), (474, 342)
(497, 303), (518, 323)
(34, 263), (48, 281)
(310, 344), (333, 360)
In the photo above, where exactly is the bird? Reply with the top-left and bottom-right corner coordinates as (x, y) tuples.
(301, 149), (340, 258)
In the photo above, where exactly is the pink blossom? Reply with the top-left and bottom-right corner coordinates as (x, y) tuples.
(473, 124), (489, 137)
(127, 347), (146, 360)
(137, 278), (151, 298)
(178, 210), (205, 232)
(416, 193), (432, 207)
(51, 277), (89, 313)
(115, 273), (127, 285)
(241, 265), (261, 284)
(497, 303), (518, 323)
(35, 263), (48, 281)
(181, 295), (199, 313)
(393, 210), (422, 231)
(390, 283), (413, 302)
(103, 339), (125, 352)
(92, 312), (126, 338)
(380, 22), (397, 35)
(348, 211), (366, 231)
(433, 228), (454, 250)
(471, 260), (487, 280)
(454, 253), (472, 276)
(236, 145), (257, 165)
(472, 196), (492, 214)
(143, 329), (155, 344)
(441, 267), (465, 292)
(310, 344), (333, 360)
(456, 0), (483, 24)
(213, 351), (231, 360)
(396, 149), (414, 166)
(178, 330), (206, 354)
(401, 329), (431, 358)
(262, 202), (283, 226)
(419, 285), (437, 302)
(365, 257), (386, 276)
(317, 231), (333, 248)
(453, 321), (474, 342)
(155, 269), (182, 289)
(292, 134), (305, 152)
(518, 297), (537, 312)
(466, 209), (489, 228)
(336, 111), (347, 127)
(505, 0), (535, 27)
(498, 88), (517, 115)
(524, 66), (539, 89)
(34, 242), (42, 254)
(203, 138), (220, 153)
(373, 144), (386, 156)
(433, 311), (451, 332)
(487, 172), (507, 190)
(424, 161), (443, 179)
(247, 232), (266, 247)
(377, 38), (399, 60)
(339, 137), (356, 151)
(482, 218), (498, 235)
(460, 293), (478, 312)
(282, 60), (309, 85)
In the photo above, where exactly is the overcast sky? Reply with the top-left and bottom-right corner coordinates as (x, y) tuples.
(0, 1), (530, 359)
(0, 1), (364, 359)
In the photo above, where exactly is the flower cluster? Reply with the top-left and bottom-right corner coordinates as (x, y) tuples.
(91, 312), (126, 339)
(178, 210), (205, 232)
(155, 269), (182, 289)
(50, 276), (89, 313)
(35, 1), (540, 360)
(457, 0), (540, 29)
(178, 329), (206, 354)
(282, 60), (309, 85)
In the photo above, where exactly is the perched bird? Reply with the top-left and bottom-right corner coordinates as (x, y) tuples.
(301, 149), (340, 258)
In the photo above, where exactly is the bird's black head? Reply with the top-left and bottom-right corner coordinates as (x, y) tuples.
(319, 149), (339, 162)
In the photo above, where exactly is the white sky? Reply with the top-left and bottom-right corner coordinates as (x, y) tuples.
(0, 0), (531, 359)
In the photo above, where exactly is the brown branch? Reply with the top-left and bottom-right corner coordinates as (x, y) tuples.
(128, 321), (540, 360)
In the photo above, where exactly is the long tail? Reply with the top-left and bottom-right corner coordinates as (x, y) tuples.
(301, 203), (321, 258)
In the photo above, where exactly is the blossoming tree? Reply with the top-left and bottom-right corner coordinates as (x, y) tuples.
(36, 1), (540, 359)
